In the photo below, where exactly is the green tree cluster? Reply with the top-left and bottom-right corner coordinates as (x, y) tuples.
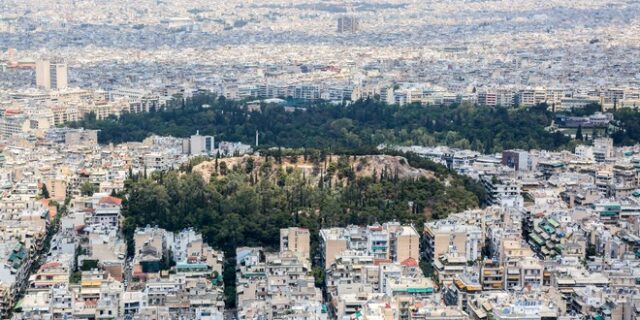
(41, 183), (50, 199)
(611, 107), (640, 145)
(566, 103), (602, 117)
(69, 96), (570, 154)
(80, 181), (98, 196)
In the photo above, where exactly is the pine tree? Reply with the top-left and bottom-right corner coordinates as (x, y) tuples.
(576, 125), (584, 141)
(41, 183), (50, 199)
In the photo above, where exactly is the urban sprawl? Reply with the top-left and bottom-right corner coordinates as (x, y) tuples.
(2, 0), (640, 319)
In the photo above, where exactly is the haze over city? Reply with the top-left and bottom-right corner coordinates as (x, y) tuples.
(2, 0), (639, 91)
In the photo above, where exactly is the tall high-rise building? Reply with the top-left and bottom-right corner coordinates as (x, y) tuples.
(337, 15), (359, 33)
(36, 59), (68, 90)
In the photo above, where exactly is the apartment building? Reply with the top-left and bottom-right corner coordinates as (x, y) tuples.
(235, 247), (325, 320)
(280, 227), (311, 262)
(320, 223), (420, 269)
(35, 59), (68, 90)
(481, 176), (524, 208)
(423, 219), (482, 264)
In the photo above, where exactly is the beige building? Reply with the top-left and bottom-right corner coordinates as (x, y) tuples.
(46, 178), (68, 202)
(423, 220), (482, 263)
(320, 228), (348, 268)
(501, 239), (534, 261)
(36, 59), (68, 90)
(392, 225), (420, 263)
(320, 223), (420, 269)
(133, 227), (166, 258)
(28, 261), (70, 292)
(279, 227), (311, 262)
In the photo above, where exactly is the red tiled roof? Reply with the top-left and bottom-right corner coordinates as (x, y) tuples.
(400, 257), (418, 267)
(373, 258), (392, 266)
(4, 109), (22, 116)
(99, 196), (122, 206)
(39, 261), (62, 271)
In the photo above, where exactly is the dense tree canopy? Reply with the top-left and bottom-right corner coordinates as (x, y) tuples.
(611, 108), (640, 146)
(41, 184), (50, 199)
(70, 95), (574, 153)
(565, 103), (602, 117)
(123, 153), (482, 256)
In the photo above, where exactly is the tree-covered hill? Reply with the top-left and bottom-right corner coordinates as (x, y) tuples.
(121, 151), (485, 305)
(123, 152), (484, 257)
